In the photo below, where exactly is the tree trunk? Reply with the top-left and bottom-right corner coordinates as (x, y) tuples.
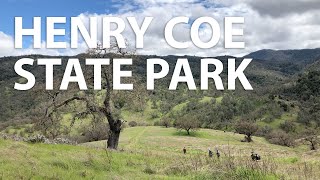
(102, 65), (123, 150)
(186, 129), (190, 135)
(311, 141), (316, 150)
(107, 128), (121, 149)
(106, 118), (122, 149)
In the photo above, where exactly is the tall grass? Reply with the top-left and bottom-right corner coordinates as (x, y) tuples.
(1, 126), (320, 179)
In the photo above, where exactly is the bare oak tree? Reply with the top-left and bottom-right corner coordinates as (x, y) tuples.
(302, 128), (320, 150)
(44, 41), (137, 149)
(32, 81), (72, 139)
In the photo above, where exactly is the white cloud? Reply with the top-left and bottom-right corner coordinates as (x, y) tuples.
(0, 31), (15, 56)
(1, 0), (320, 57)
(245, 0), (320, 17)
(0, 31), (88, 57)
(75, 0), (320, 57)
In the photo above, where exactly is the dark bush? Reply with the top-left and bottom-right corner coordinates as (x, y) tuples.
(153, 121), (161, 126)
(128, 121), (138, 127)
(256, 125), (273, 137)
(160, 117), (171, 128)
(25, 126), (34, 134)
(266, 130), (295, 147)
(78, 121), (109, 143)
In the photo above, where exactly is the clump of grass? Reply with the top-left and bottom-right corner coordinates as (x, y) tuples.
(231, 167), (280, 180)
(83, 151), (94, 167)
(164, 165), (187, 175)
(126, 159), (136, 166)
(79, 170), (88, 177)
(289, 157), (299, 164)
(143, 165), (156, 174)
(164, 152), (281, 179)
(50, 160), (69, 170)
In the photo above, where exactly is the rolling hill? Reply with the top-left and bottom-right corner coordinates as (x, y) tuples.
(0, 48), (320, 179)
(1, 127), (320, 179)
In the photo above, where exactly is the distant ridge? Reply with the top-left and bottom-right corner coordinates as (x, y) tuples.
(244, 48), (320, 64)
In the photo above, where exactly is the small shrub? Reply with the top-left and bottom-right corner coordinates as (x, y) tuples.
(25, 126), (34, 133)
(128, 121), (138, 127)
(19, 131), (25, 137)
(153, 121), (161, 126)
(79, 121), (109, 143)
(137, 121), (151, 126)
(289, 157), (299, 164)
(53, 138), (76, 145)
(160, 117), (171, 128)
(143, 166), (156, 174)
(51, 160), (69, 169)
(26, 134), (48, 143)
(256, 125), (273, 137)
(267, 130), (295, 147)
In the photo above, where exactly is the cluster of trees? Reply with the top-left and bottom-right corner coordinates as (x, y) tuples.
(294, 72), (320, 150)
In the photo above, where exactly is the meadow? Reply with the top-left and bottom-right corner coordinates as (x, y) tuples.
(0, 126), (319, 179)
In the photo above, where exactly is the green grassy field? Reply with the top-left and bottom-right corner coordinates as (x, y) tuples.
(0, 126), (319, 179)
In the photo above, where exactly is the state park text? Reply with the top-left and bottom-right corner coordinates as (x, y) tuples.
(14, 58), (253, 91)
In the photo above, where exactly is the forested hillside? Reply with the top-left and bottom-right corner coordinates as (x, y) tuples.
(0, 48), (319, 150)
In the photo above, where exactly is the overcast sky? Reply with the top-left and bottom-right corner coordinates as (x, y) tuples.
(0, 0), (319, 57)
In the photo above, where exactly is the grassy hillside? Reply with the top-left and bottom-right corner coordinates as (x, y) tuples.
(1, 126), (319, 179)
(0, 51), (319, 179)
(0, 52), (315, 144)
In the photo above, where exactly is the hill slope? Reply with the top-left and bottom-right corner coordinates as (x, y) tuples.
(1, 127), (320, 179)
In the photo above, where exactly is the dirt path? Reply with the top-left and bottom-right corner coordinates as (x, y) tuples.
(126, 127), (148, 149)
